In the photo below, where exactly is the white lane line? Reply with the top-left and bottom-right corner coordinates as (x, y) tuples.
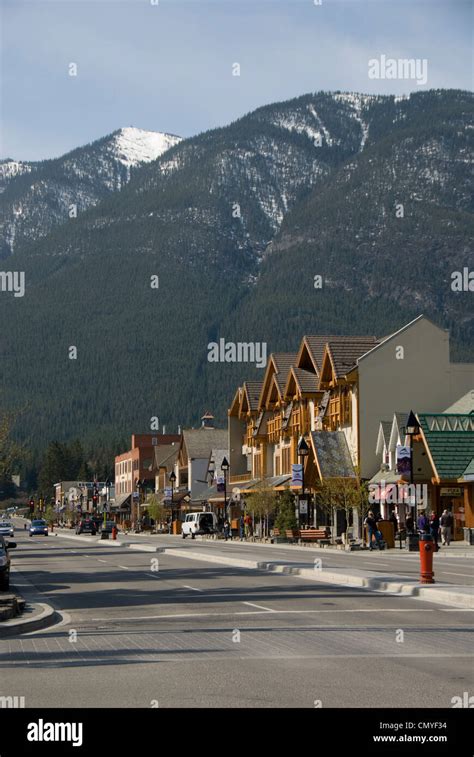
(242, 601), (276, 612)
(145, 573), (160, 579)
(360, 563), (390, 568)
(182, 584), (203, 592)
(97, 559), (108, 564)
(441, 608), (474, 612)
(442, 572), (473, 578)
(118, 565), (131, 570)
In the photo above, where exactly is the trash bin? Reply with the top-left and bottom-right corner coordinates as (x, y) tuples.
(172, 520), (182, 536)
(406, 533), (419, 551)
(377, 520), (395, 549)
(463, 527), (474, 546)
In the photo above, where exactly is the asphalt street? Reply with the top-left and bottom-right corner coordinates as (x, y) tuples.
(103, 531), (474, 585)
(1, 528), (473, 708)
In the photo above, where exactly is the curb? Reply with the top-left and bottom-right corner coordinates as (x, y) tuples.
(53, 531), (163, 552)
(53, 532), (126, 547)
(0, 571), (59, 637)
(163, 549), (474, 610)
(50, 532), (474, 609)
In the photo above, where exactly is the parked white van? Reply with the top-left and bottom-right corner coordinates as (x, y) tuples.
(182, 512), (218, 539)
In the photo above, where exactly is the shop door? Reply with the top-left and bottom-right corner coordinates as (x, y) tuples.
(452, 497), (465, 541)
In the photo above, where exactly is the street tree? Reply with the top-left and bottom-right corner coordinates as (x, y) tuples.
(246, 478), (278, 538)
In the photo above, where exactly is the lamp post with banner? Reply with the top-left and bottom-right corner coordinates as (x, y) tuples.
(399, 411), (421, 551)
(297, 436), (310, 527)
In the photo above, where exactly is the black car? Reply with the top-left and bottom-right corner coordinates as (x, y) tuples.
(75, 519), (97, 535)
(98, 520), (118, 534)
(0, 535), (17, 591)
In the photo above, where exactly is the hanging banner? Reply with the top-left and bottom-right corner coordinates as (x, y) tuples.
(396, 445), (411, 476)
(216, 475), (225, 493)
(291, 463), (303, 486)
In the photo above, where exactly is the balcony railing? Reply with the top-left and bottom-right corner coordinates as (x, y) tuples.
(229, 473), (252, 484)
(267, 414), (283, 442)
(289, 406), (309, 436)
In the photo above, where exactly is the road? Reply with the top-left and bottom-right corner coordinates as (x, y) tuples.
(114, 531), (474, 586)
(1, 528), (473, 708)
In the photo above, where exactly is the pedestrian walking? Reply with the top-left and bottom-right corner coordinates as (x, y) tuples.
(430, 512), (440, 550)
(405, 513), (414, 533)
(417, 512), (429, 534)
(244, 513), (253, 539)
(223, 519), (231, 541)
(365, 511), (382, 550)
(389, 511), (398, 535)
(440, 509), (453, 546)
(239, 515), (245, 541)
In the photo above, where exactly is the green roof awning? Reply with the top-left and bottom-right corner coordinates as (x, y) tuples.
(419, 413), (474, 480)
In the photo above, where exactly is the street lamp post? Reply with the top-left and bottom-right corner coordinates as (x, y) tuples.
(104, 478), (111, 530)
(297, 436), (310, 527)
(405, 410), (420, 546)
(169, 471), (176, 533)
(221, 457), (229, 522)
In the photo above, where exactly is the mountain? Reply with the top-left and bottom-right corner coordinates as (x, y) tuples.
(1, 89), (472, 452)
(0, 127), (182, 257)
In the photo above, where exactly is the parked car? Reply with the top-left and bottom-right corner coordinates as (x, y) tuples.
(182, 512), (218, 539)
(75, 519), (97, 535)
(29, 519), (48, 537)
(98, 520), (118, 534)
(0, 521), (14, 538)
(0, 535), (17, 590)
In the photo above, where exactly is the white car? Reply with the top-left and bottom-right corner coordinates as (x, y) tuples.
(0, 522), (14, 538)
(181, 512), (218, 539)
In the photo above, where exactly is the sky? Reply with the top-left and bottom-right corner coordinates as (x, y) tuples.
(1, 0), (472, 161)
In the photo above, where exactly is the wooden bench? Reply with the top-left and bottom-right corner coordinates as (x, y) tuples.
(299, 528), (330, 543)
(272, 528), (281, 538)
(285, 529), (300, 543)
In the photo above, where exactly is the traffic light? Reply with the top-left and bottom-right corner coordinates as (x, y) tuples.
(92, 494), (98, 508)
(29, 499), (34, 512)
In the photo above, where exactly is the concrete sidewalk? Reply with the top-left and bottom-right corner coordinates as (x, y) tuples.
(99, 530), (474, 558)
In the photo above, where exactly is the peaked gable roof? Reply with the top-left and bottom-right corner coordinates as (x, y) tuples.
(376, 421), (393, 454)
(242, 381), (263, 413)
(418, 413), (474, 480)
(182, 427), (228, 460)
(285, 366), (321, 398)
(258, 352), (297, 408)
(310, 430), (357, 479)
(296, 335), (342, 376)
(319, 336), (379, 383)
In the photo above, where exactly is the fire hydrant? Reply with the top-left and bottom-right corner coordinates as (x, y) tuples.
(419, 533), (435, 584)
(112, 526), (117, 541)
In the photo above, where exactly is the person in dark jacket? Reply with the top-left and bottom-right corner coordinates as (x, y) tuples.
(405, 514), (414, 533)
(239, 515), (245, 541)
(389, 511), (398, 534)
(364, 511), (382, 550)
(430, 512), (440, 548)
(440, 509), (453, 546)
(417, 512), (429, 533)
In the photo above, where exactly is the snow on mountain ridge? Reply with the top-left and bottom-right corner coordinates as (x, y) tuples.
(0, 160), (32, 191)
(111, 127), (182, 167)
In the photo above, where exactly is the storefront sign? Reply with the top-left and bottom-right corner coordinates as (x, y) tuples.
(440, 487), (463, 497)
(299, 499), (308, 514)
